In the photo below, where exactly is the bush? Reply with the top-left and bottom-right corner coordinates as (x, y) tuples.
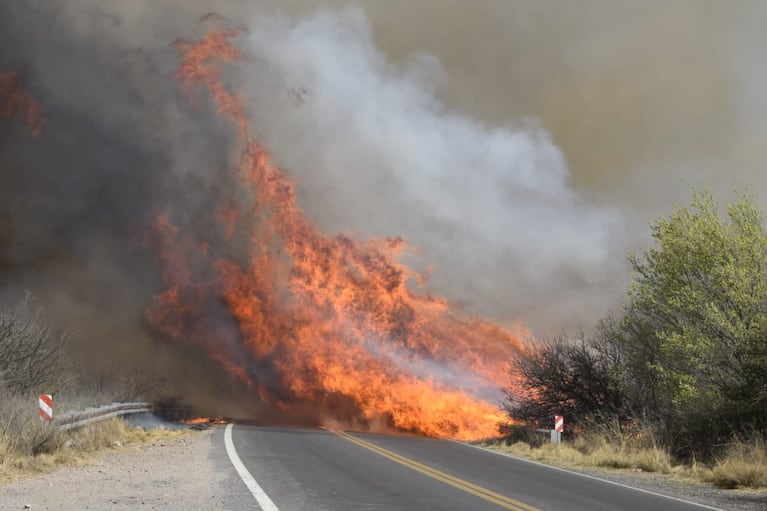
(0, 294), (67, 394)
(504, 334), (628, 431)
(705, 434), (767, 489)
(0, 391), (64, 457)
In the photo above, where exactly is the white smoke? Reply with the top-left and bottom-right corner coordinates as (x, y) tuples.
(238, 7), (624, 330)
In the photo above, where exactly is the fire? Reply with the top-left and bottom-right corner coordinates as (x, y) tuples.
(182, 417), (227, 425)
(0, 72), (45, 135)
(147, 24), (526, 440)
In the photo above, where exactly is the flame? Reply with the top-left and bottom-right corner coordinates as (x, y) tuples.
(182, 417), (227, 425)
(147, 25), (526, 441)
(0, 72), (45, 135)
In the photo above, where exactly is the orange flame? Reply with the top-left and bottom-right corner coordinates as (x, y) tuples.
(147, 26), (525, 440)
(182, 417), (227, 425)
(0, 72), (46, 136)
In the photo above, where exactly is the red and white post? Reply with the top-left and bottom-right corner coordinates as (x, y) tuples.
(551, 415), (563, 444)
(39, 394), (53, 423)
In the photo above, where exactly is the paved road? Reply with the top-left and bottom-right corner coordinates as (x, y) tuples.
(221, 424), (721, 511)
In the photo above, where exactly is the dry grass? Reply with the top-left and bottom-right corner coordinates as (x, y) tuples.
(701, 435), (767, 489)
(487, 438), (672, 474)
(482, 432), (767, 490)
(484, 430), (673, 473)
(0, 417), (193, 483)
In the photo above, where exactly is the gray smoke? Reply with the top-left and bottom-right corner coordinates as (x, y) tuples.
(235, 7), (623, 331)
(2, 0), (766, 396)
(239, 1), (767, 330)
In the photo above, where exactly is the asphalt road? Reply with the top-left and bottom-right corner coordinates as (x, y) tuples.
(219, 424), (722, 511)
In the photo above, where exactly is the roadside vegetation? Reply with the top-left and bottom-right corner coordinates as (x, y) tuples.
(0, 416), (191, 482)
(483, 430), (766, 489)
(0, 294), (185, 482)
(503, 188), (767, 489)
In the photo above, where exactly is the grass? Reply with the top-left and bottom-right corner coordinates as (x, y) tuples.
(481, 432), (767, 490)
(0, 416), (193, 483)
(703, 435), (767, 489)
(486, 437), (673, 474)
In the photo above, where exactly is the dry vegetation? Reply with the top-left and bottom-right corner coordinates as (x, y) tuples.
(0, 415), (192, 483)
(704, 435), (767, 489)
(482, 431), (767, 490)
(0, 295), (187, 482)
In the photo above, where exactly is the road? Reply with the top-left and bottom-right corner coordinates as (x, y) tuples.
(220, 424), (721, 511)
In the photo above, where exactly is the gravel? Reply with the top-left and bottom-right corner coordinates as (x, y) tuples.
(0, 429), (236, 511)
(570, 468), (767, 511)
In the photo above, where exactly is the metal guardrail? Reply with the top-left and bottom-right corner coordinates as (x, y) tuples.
(56, 402), (153, 431)
(498, 423), (550, 435)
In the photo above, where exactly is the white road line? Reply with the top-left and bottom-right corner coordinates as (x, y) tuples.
(457, 441), (724, 511)
(224, 423), (280, 511)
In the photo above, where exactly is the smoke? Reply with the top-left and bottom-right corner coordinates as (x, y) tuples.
(2, 0), (766, 408)
(234, 7), (623, 330)
(253, 0), (767, 329)
(0, 0), (253, 407)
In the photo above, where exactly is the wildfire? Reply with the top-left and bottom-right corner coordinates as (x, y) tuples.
(0, 72), (45, 135)
(147, 24), (525, 441)
(182, 417), (228, 425)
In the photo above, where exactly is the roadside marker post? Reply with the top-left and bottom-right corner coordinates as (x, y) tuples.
(39, 394), (53, 423)
(551, 415), (563, 444)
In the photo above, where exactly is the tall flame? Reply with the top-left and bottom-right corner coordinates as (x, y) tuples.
(147, 26), (525, 440)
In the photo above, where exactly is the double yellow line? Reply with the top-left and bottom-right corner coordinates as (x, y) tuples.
(333, 431), (541, 511)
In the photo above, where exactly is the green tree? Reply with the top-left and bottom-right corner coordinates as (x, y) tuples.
(620, 189), (767, 442)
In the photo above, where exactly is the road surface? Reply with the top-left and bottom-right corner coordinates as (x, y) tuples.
(221, 424), (722, 511)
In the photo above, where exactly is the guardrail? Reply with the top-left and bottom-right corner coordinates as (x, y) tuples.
(56, 402), (153, 431)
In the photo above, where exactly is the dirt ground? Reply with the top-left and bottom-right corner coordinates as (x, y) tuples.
(0, 428), (236, 511)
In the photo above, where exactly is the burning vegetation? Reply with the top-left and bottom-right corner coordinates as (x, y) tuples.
(142, 26), (523, 440)
(0, 6), (541, 442)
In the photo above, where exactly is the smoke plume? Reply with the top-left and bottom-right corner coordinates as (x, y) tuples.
(2, 1), (766, 415)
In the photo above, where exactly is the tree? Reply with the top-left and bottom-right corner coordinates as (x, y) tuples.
(504, 335), (627, 430)
(505, 189), (767, 452)
(619, 189), (767, 442)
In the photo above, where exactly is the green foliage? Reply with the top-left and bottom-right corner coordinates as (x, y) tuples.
(506, 188), (767, 456)
(620, 189), (767, 443)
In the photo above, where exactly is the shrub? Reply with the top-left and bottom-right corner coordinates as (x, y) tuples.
(705, 434), (767, 489)
(0, 294), (67, 394)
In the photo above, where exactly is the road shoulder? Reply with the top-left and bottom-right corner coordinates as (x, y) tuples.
(0, 427), (246, 511)
(472, 443), (767, 511)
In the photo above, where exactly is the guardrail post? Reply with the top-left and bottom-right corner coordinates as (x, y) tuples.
(39, 394), (53, 423)
(551, 415), (563, 444)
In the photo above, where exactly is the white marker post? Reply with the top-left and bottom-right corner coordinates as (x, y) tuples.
(551, 415), (563, 444)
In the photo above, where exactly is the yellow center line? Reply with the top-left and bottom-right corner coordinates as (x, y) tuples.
(333, 431), (541, 511)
